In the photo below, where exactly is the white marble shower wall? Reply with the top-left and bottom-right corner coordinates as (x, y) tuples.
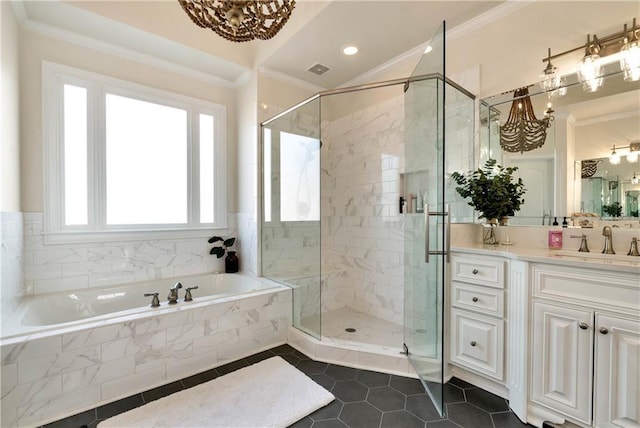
(1, 211), (24, 324)
(321, 95), (406, 326)
(22, 212), (239, 295)
(0, 287), (292, 427)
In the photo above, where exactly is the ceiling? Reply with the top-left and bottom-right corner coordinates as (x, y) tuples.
(18, 0), (504, 89)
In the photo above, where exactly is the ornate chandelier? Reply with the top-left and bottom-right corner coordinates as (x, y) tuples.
(500, 87), (551, 153)
(178, 0), (296, 43)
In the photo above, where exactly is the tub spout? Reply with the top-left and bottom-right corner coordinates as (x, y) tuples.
(168, 282), (182, 304)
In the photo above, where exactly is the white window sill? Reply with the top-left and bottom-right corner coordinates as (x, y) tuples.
(43, 226), (229, 245)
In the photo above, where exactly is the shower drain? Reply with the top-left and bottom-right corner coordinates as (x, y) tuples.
(345, 328), (356, 333)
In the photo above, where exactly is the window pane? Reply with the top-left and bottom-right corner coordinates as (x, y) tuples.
(105, 94), (187, 224)
(199, 114), (214, 223)
(280, 132), (320, 221)
(263, 128), (272, 222)
(64, 85), (88, 225)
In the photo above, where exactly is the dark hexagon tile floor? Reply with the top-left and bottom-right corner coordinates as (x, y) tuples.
(42, 344), (534, 428)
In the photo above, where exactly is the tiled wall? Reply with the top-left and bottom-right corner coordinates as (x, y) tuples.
(1, 212), (24, 324)
(0, 287), (292, 427)
(321, 95), (406, 326)
(22, 212), (240, 295)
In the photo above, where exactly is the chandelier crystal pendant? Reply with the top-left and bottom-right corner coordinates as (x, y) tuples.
(178, 0), (296, 43)
(578, 35), (604, 92)
(499, 87), (551, 153)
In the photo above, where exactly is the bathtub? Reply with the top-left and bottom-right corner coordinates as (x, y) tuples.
(0, 273), (292, 427)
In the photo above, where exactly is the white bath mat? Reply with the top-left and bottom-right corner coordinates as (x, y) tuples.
(98, 356), (334, 428)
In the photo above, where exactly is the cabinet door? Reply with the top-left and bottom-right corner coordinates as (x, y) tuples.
(450, 308), (504, 380)
(531, 301), (593, 425)
(594, 313), (640, 428)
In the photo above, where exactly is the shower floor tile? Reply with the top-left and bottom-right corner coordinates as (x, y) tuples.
(321, 307), (404, 349)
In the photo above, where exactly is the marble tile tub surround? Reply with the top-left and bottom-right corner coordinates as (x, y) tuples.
(1, 211), (25, 324)
(0, 286), (292, 427)
(21, 212), (242, 295)
(455, 223), (640, 254)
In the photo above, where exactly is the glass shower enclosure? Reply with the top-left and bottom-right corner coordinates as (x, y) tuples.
(260, 22), (474, 416)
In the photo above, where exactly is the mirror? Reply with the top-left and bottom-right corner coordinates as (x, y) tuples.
(480, 65), (640, 226)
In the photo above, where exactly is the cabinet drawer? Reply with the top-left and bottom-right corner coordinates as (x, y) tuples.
(451, 255), (505, 288)
(451, 282), (504, 317)
(450, 308), (504, 380)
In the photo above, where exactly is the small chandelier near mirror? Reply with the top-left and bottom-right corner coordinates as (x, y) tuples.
(178, 0), (296, 43)
(500, 87), (551, 153)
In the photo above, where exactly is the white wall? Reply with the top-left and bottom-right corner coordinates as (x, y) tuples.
(1, 2), (24, 324)
(1, 1), (21, 211)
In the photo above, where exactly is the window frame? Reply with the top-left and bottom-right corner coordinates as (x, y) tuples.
(42, 61), (227, 244)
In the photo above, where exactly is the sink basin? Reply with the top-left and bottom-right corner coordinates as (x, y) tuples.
(551, 250), (640, 266)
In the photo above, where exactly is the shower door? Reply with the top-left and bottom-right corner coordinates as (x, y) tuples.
(403, 21), (447, 417)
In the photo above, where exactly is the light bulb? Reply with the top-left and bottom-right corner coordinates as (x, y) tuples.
(610, 148), (621, 165)
(578, 54), (603, 92)
(628, 150), (639, 163)
(621, 38), (640, 82)
(632, 173), (639, 185)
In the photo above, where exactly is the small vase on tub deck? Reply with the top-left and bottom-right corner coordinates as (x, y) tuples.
(225, 251), (239, 273)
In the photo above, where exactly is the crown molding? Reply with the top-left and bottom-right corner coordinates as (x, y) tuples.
(258, 66), (327, 93)
(11, 0), (247, 89)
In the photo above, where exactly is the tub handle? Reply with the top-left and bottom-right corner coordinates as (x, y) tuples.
(144, 292), (161, 307)
(184, 286), (199, 302)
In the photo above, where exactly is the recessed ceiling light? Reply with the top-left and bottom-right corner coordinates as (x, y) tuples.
(424, 45), (433, 54)
(343, 45), (358, 56)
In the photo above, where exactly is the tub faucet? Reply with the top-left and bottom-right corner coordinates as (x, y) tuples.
(602, 226), (615, 254)
(168, 282), (182, 304)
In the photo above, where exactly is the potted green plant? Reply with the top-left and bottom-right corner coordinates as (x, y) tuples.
(602, 202), (622, 217)
(451, 158), (527, 226)
(208, 236), (238, 273)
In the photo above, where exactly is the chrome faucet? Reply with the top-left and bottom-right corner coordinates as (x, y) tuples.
(601, 226), (615, 254)
(628, 237), (640, 256)
(168, 282), (182, 304)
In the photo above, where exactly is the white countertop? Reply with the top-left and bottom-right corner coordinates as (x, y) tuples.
(452, 244), (640, 274)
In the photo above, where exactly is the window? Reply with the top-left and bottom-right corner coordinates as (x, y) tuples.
(43, 62), (226, 242)
(262, 129), (320, 223)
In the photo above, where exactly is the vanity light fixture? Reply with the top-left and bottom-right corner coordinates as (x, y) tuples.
(621, 19), (640, 81)
(632, 172), (639, 185)
(578, 35), (604, 92)
(539, 48), (567, 98)
(178, 0), (295, 42)
(540, 17), (639, 93)
(610, 146), (621, 165)
(609, 141), (640, 164)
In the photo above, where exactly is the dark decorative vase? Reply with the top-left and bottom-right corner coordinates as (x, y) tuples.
(225, 251), (239, 273)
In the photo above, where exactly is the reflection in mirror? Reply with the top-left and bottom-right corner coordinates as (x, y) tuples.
(480, 65), (640, 226)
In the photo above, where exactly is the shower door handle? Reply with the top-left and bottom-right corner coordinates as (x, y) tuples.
(424, 204), (450, 264)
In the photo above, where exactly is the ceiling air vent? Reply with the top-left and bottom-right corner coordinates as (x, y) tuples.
(307, 63), (331, 76)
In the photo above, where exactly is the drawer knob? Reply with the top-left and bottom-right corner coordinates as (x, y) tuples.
(599, 327), (609, 335)
(470, 341), (477, 347)
(472, 269), (479, 275)
(472, 297), (479, 302)
(579, 322), (589, 330)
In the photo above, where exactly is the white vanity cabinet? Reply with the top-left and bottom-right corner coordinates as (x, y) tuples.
(449, 253), (506, 381)
(530, 263), (640, 427)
